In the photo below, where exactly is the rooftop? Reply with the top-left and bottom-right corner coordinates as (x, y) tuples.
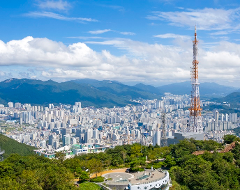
(103, 169), (166, 186)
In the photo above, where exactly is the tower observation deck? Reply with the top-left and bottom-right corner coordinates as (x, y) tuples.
(189, 26), (203, 133)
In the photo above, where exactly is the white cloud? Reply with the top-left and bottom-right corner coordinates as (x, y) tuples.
(98, 4), (125, 12)
(120, 32), (136, 35)
(87, 30), (136, 36)
(210, 31), (229, 35)
(87, 30), (135, 36)
(67, 36), (105, 40)
(154, 33), (190, 39)
(37, 0), (70, 11)
(85, 38), (240, 85)
(1, 36), (240, 86)
(25, 11), (98, 22)
(0, 36), (100, 66)
(147, 8), (240, 30)
(88, 29), (112, 34)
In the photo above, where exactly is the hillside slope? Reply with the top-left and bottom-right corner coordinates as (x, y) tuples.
(0, 134), (35, 159)
(0, 78), (236, 107)
(0, 78), (160, 107)
(217, 92), (240, 106)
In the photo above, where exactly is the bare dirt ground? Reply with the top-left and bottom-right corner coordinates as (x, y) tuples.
(90, 168), (128, 178)
(74, 168), (128, 182)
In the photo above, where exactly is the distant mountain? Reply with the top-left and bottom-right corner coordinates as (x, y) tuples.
(218, 92), (240, 106)
(134, 83), (162, 95)
(205, 91), (240, 113)
(216, 88), (240, 106)
(71, 79), (159, 100)
(0, 78), (160, 107)
(156, 81), (236, 97)
(0, 78), (236, 107)
(133, 81), (236, 98)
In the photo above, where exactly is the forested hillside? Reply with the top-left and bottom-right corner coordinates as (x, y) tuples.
(0, 134), (35, 159)
(0, 78), (236, 108)
(0, 78), (159, 107)
(1, 136), (240, 189)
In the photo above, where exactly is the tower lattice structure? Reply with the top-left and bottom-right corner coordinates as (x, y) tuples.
(189, 26), (203, 133)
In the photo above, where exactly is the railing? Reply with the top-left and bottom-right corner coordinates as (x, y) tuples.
(97, 183), (112, 190)
(104, 170), (169, 187)
(107, 180), (129, 185)
(133, 171), (168, 185)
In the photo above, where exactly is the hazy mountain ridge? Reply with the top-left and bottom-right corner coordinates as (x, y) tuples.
(71, 79), (158, 99)
(156, 81), (236, 96)
(218, 92), (240, 106)
(0, 78), (159, 107)
(0, 78), (236, 107)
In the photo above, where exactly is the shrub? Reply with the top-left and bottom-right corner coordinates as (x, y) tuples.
(90, 176), (105, 182)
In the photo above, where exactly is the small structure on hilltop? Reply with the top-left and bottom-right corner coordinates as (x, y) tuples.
(102, 169), (171, 190)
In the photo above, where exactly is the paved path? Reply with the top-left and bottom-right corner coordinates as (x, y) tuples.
(73, 168), (128, 181)
(90, 168), (128, 178)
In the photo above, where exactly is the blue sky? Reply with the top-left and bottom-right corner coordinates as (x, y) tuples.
(1, 0), (240, 87)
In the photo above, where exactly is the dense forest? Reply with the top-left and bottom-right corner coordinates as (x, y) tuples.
(0, 135), (240, 189)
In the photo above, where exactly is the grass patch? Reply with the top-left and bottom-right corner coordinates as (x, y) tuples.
(90, 176), (105, 182)
(78, 182), (103, 190)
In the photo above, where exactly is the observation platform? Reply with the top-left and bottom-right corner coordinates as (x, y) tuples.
(102, 169), (170, 190)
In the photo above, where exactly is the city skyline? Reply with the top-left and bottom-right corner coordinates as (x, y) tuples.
(1, 94), (236, 154)
(1, 0), (240, 87)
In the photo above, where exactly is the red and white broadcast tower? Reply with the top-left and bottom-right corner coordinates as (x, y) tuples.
(189, 26), (203, 133)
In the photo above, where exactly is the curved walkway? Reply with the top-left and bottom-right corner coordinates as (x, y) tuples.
(73, 168), (128, 181)
(90, 168), (128, 178)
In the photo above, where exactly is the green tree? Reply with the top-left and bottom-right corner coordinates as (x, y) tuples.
(78, 170), (90, 182)
(88, 158), (103, 176)
(130, 143), (142, 158)
(223, 134), (240, 144)
(19, 170), (42, 190)
(36, 165), (75, 190)
(164, 155), (176, 167)
(232, 142), (240, 160)
(0, 177), (22, 190)
(55, 151), (65, 164)
(171, 139), (196, 161)
(63, 158), (81, 175)
(222, 152), (234, 163)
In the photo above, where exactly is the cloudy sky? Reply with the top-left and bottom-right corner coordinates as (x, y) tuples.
(1, 0), (240, 87)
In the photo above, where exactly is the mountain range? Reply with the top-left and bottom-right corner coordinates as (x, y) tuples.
(217, 92), (240, 107)
(135, 81), (236, 97)
(0, 78), (237, 107)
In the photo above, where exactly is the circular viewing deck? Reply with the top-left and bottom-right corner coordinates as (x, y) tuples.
(102, 169), (170, 190)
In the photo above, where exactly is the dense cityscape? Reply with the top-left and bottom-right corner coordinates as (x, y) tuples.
(2, 0), (240, 189)
(0, 92), (237, 159)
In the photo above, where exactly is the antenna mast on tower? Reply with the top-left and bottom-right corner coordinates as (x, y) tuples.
(189, 26), (202, 133)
